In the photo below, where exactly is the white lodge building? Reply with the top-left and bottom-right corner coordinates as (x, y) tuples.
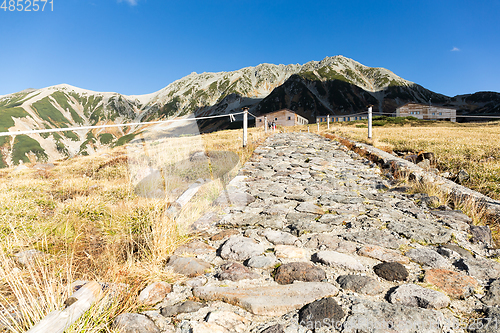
(256, 109), (309, 127)
(396, 103), (456, 122)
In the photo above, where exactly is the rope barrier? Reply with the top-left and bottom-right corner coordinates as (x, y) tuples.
(0, 111), (247, 137)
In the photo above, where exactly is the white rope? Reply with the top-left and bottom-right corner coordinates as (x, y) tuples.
(0, 111), (246, 137)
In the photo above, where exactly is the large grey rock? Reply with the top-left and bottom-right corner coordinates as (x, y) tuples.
(173, 240), (215, 256)
(373, 262), (408, 281)
(389, 284), (450, 309)
(430, 210), (472, 231)
(387, 218), (452, 244)
(437, 244), (474, 260)
(205, 311), (250, 332)
(313, 251), (365, 271)
(342, 300), (455, 333)
(193, 282), (338, 316)
(473, 306), (500, 333)
(219, 236), (264, 261)
(344, 229), (406, 249)
(405, 248), (449, 268)
(113, 313), (160, 333)
(337, 275), (384, 295)
(456, 257), (500, 282)
(246, 255), (276, 269)
(295, 202), (324, 214)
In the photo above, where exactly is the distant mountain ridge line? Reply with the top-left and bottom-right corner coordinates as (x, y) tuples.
(0, 55), (499, 168)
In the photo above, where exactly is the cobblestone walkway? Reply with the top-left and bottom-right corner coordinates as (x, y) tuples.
(116, 133), (500, 333)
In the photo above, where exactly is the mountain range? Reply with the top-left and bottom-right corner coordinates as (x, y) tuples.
(0, 55), (499, 168)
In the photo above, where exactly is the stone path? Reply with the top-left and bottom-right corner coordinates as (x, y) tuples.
(114, 133), (500, 333)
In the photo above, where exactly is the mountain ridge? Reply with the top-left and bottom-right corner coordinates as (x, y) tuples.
(0, 55), (499, 168)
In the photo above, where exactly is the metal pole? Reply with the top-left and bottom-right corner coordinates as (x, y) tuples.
(327, 115), (330, 130)
(243, 108), (248, 147)
(368, 106), (373, 139)
(264, 116), (268, 133)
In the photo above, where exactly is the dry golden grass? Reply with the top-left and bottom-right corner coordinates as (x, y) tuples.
(0, 126), (269, 331)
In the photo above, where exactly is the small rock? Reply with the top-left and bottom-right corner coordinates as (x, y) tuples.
(218, 262), (260, 281)
(470, 225), (493, 247)
(190, 212), (220, 232)
(184, 276), (208, 288)
(430, 210), (471, 231)
(456, 257), (500, 281)
(318, 214), (345, 225)
(474, 307), (500, 333)
(113, 313), (160, 333)
(205, 311), (251, 333)
(246, 256), (276, 269)
(274, 245), (308, 259)
(336, 275), (384, 295)
(210, 229), (239, 241)
(423, 268), (478, 299)
(373, 262), (408, 281)
(313, 251), (366, 271)
(303, 234), (340, 250)
(481, 279), (500, 306)
(358, 245), (409, 264)
(138, 282), (172, 305)
(298, 297), (344, 329)
(389, 284), (450, 309)
(405, 248), (449, 268)
(141, 311), (173, 332)
(160, 300), (206, 317)
(274, 262), (326, 285)
(166, 255), (211, 277)
(219, 236), (264, 261)
(455, 169), (469, 184)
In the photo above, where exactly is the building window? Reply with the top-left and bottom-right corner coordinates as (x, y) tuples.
(259, 119), (262, 122)
(432, 113), (435, 115)
(439, 112), (442, 115)
(275, 118), (278, 121)
(288, 116), (291, 120)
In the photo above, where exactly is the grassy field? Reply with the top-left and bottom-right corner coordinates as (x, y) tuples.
(0, 127), (269, 332)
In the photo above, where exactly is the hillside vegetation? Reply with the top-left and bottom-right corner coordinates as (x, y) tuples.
(0, 127), (268, 332)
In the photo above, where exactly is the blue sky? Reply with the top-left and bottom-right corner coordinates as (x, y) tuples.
(0, 0), (499, 97)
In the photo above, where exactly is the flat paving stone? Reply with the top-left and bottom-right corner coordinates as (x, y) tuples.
(313, 250), (366, 271)
(193, 282), (338, 316)
(358, 244), (409, 264)
(405, 248), (450, 268)
(344, 229), (406, 249)
(423, 268), (479, 299)
(388, 283), (450, 309)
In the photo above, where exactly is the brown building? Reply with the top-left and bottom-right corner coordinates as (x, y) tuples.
(256, 109), (309, 127)
(396, 103), (456, 122)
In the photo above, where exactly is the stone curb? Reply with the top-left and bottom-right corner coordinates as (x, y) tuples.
(341, 137), (500, 218)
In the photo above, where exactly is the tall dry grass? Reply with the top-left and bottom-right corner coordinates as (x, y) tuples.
(0, 126), (269, 331)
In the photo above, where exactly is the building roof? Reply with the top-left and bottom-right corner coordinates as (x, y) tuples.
(396, 102), (456, 110)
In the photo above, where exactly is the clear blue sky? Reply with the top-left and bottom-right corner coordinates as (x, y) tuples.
(1, 0), (499, 97)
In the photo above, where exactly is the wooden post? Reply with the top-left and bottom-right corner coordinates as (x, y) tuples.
(243, 108), (248, 147)
(264, 116), (268, 133)
(317, 122), (319, 132)
(27, 281), (102, 333)
(368, 106), (373, 139)
(327, 115), (330, 130)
